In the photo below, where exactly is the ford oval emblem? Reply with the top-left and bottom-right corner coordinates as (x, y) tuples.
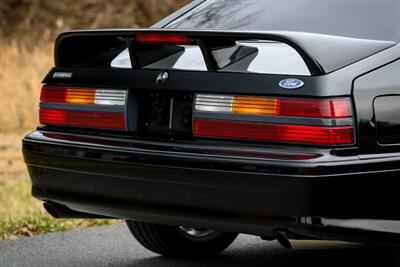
(279, 79), (304, 90)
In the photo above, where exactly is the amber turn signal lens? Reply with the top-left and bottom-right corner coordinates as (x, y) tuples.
(65, 88), (96, 104)
(232, 96), (277, 115)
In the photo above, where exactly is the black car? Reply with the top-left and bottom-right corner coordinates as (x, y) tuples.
(23, 0), (400, 258)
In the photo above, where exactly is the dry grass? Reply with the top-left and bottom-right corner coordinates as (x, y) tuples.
(0, 42), (53, 131)
(0, 130), (40, 218)
(0, 178), (117, 240)
(0, 131), (118, 240)
(0, 130), (28, 186)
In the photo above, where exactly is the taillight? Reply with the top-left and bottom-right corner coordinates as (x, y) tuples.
(135, 34), (192, 45)
(194, 94), (354, 146)
(39, 86), (127, 130)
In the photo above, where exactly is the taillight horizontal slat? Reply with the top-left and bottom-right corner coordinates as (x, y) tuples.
(40, 86), (127, 106)
(195, 94), (352, 119)
(194, 119), (353, 145)
(40, 109), (126, 130)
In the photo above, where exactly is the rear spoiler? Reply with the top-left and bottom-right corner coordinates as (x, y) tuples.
(55, 29), (396, 75)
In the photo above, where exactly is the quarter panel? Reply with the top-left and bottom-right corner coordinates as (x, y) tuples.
(353, 58), (400, 154)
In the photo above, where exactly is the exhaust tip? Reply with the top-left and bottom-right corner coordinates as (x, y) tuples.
(43, 202), (60, 218)
(43, 202), (112, 219)
(274, 230), (292, 249)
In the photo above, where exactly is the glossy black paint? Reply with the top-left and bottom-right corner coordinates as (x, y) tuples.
(23, 131), (400, 244)
(166, 0), (400, 43)
(44, 41), (400, 98)
(54, 29), (395, 75)
(23, 1), (400, 245)
(353, 58), (400, 155)
(374, 96), (400, 145)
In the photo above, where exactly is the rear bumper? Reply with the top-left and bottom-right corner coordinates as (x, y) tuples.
(23, 130), (400, 244)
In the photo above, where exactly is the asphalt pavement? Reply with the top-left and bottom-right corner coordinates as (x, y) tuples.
(0, 224), (398, 267)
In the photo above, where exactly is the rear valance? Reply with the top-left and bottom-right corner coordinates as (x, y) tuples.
(55, 29), (396, 75)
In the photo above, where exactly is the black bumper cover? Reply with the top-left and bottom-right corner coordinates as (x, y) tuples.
(23, 131), (400, 244)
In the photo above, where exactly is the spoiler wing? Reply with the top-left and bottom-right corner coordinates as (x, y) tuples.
(55, 29), (396, 75)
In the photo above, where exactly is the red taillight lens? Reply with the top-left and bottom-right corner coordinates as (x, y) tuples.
(277, 98), (352, 118)
(194, 119), (353, 145)
(39, 86), (127, 130)
(40, 110), (126, 130)
(40, 87), (68, 102)
(135, 34), (192, 45)
(194, 94), (355, 146)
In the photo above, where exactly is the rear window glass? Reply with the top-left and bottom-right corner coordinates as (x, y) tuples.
(167, 0), (400, 42)
(111, 41), (310, 75)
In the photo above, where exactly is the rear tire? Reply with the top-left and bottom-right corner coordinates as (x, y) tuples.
(126, 220), (238, 259)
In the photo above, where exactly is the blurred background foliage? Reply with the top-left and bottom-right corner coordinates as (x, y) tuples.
(0, 0), (189, 240)
(0, 0), (189, 44)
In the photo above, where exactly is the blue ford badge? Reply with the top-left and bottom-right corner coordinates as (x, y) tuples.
(279, 79), (304, 90)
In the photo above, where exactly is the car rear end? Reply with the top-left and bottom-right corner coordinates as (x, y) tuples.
(22, 26), (400, 246)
